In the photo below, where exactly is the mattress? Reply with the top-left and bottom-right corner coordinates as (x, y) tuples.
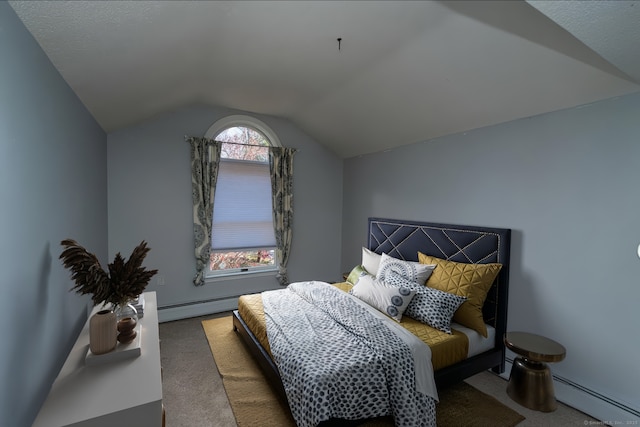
(237, 282), (495, 372)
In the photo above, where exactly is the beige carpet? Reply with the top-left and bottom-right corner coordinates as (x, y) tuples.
(203, 316), (525, 427)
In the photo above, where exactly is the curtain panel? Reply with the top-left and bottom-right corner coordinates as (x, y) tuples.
(269, 147), (296, 286)
(185, 136), (222, 286)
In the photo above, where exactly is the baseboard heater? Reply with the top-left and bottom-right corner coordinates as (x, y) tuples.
(157, 296), (238, 323)
(503, 357), (639, 422)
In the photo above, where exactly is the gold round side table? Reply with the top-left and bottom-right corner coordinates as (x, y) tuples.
(504, 331), (566, 412)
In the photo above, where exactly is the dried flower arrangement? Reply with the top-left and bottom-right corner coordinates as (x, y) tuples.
(59, 239), (158, 307)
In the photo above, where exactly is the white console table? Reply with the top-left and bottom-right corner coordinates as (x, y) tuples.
(33, 292), (163, 427)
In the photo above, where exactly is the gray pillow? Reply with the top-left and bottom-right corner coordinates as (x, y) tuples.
(384, 271), (466, 334)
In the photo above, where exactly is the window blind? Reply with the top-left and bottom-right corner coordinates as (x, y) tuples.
(211, 159), (276, 251)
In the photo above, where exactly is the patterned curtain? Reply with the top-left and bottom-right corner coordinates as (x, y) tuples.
(269, 147), (296, 286)
(185, 136), (222, 286)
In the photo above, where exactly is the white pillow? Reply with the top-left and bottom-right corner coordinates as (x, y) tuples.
(361, 247), (382, 276)
(350, 274), (416, 322)
(376, 253), (436, 286)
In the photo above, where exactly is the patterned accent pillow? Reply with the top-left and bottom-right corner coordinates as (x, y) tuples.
(361, 247), (382, 276)
(384, 271), (466, 334)
(376, 253), (436, 286)
(350, 274), (416, 322)
(346, 264), (373, 285)
(418, 252), (502, 337)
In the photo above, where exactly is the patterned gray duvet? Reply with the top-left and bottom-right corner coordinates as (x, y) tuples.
(262, 281), (438, 427)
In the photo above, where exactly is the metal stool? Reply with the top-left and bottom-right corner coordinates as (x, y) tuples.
(504, 331), (566, 412)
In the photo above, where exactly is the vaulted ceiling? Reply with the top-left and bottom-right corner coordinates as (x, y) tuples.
(8, 1), (640, 158)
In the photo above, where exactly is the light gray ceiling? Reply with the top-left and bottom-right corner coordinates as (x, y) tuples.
(8, 0), (640, 158)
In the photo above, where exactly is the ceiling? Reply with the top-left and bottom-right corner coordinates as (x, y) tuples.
(8, 0), (640, 158)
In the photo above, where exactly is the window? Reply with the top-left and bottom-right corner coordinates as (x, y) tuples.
(204, 116), (280, 277)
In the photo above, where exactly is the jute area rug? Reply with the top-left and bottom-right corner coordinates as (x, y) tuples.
(203, 316), (525, 427)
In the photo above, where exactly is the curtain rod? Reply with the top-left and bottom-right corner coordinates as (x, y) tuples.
(185, 135), (297, 151)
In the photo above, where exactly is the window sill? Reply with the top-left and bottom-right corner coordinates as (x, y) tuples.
(204, 269), (277, 284)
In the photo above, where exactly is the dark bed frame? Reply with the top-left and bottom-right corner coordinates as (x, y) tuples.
(232, 217), (511, 399)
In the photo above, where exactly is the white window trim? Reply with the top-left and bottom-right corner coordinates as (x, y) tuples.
(204, 115), (282, 147)
(205, 267), (277, 283)
(203, 115), (281, 280)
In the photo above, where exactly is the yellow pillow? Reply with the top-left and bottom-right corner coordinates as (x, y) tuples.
(418, 252), (502, 337)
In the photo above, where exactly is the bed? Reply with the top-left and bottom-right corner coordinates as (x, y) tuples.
(232, 217), (511, 426)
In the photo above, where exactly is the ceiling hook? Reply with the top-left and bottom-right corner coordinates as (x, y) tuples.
(337, 37), (342, 51)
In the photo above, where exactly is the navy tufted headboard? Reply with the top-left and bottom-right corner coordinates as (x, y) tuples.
(368, 218), (511, 346)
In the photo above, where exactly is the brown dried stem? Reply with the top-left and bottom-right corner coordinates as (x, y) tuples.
(60, 239), (158, 307)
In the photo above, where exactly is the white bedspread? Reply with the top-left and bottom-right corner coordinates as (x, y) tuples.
(263, 281), (437, 427)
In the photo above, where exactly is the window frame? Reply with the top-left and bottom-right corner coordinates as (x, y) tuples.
(204, 115), (282, 148)
(203, 115), (281, 280)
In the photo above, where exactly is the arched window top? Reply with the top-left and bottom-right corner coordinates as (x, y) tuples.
(204, 115), (281, 147)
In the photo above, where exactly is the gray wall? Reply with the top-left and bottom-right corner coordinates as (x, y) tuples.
(0, 3), (108, 426)
(342, 92), (640, 418)
(5, 0), (637, 420)
(107, 104), (343, 309)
